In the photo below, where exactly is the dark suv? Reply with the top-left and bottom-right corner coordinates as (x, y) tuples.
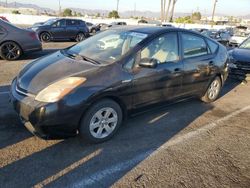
(31, 18), (89, 42)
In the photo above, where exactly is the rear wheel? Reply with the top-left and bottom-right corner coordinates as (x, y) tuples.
(0, 41), (22, 60)
(40, 32), (51, 42)
(201, 76), (222, 103)
(75, 32), (85, 42)
(79, 99), (123, 143)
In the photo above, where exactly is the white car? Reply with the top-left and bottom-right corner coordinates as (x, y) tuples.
(229, 33), (249, 46)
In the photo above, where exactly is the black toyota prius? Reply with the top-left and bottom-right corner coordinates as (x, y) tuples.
(10, 26), (229, 143)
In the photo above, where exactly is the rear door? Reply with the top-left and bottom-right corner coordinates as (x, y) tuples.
(50, 19), (66, 39)
(65, 19), (79, 38)
(0, 26), (7, 40)
(131, 32), (184, 108)
(180, 32), (216, 95)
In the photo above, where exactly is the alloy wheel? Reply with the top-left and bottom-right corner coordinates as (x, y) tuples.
(41, 33), (51, 42)
(1, 42), (21, 60)
(76, 33), (85, 42)
(89, 107), (118, 139)
(207, 79), (220, 100)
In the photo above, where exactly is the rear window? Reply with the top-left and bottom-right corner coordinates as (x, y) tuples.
(207, 39), (219, 54)
(182, 33), (208, 58)
(66, 20), (79, 26)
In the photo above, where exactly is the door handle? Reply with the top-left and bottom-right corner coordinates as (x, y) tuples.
(174, 68), (182, 73)
(209, 61), (214, 66)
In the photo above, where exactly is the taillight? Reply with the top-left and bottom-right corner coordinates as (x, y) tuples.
(29, 32), (38, 40)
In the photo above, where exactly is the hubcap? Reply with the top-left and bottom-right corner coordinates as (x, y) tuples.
(2, 43), (21, 60)
(42, 33), (50, 42)
(89, 107), (118, 139)
(208, 80), (220, 100)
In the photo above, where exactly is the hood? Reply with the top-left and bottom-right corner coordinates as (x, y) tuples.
(231, 48), (250, 62)
(17, 51), (100, 94)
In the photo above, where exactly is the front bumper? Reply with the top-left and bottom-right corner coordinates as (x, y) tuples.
(10, 79), (83, 139)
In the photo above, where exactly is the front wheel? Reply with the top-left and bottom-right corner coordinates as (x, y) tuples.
(201, 76), (222, 103)
(79, 99), (123, 143)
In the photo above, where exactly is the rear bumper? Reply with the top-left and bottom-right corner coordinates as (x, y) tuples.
(23, 40), (42, 53)
(10, 79), (83, 139)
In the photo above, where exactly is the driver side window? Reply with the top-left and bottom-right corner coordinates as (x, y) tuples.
(140, 33), (179, 64)
(52, 20), (65, 27)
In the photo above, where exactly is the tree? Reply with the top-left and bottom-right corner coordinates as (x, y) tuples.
(63, 8), (73, 17)
(169, 0), (177, 22)
(96, 13), (101, 17)
(108, 10), (120, 18)
(12, 10), (21, 14)
(175, 16), (193, 23)
(192, 12), (201, 21)
(165, 0), (172, 22)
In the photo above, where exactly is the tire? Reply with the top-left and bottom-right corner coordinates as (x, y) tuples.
(201, 76), (222, 103)
(92, 29), (96, 34)
(79, 99), (123, 143)
(75, 32), (86, 42)
(0, 41), (22, 61)
(40, 32), (51, 42)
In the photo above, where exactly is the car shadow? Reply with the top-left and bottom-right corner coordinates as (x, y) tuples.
(0, 85), (33, 149)
(0, 79), (240, 187)
(219, 77), (241, 98)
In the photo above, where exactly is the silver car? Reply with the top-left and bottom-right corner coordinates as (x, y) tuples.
(0, 20), (42, 60)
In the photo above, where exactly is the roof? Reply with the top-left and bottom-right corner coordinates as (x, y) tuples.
(110, 26), (186, 35)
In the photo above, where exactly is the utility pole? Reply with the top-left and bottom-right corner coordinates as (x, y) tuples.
(58, 0), (61, 16)
(116, 0), (120, 12)
(211, 0), (218, 28)
(134, 2), (136, 17)
(5, 0), (7, 7)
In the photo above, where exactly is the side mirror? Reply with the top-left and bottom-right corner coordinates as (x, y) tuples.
(139, 58), (159, 68)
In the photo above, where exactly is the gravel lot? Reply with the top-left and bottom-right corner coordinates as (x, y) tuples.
(0, 42), (250, 188)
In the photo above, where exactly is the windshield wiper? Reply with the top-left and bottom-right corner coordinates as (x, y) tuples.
(61, 50), (100, 65)
(80, 55), (100, 65)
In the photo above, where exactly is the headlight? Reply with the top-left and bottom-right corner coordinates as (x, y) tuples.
(35, 77), (86, 103)
(31, 27), (38, 31)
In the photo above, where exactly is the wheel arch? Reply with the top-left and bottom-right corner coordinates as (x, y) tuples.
(0, 40), (23, 52)
(77, 94), (128, 128)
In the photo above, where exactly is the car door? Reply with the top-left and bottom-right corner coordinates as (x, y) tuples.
(50, 19), (66, 39)
(65, 19), (79, 38)
(131, 32), (183, 108)
(180, 32), (216, 95)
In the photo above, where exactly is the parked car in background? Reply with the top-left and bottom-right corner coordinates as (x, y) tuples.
(228, 36), (250, 77)
(0, 16), (9, 22)
(11, 26), (228, 143)
(86, 22), (101, 33)
(161, 24), (174, 27)
(229, 32), (249, 47)
(0, 20), (41, 60)
(108, 22), (127, 28)
(202, 29), (231, 46)
(30, 18), (89, 42)
(94, 23), (110, 31)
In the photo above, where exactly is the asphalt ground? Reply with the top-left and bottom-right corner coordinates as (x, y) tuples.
(0, 42), (250, 188)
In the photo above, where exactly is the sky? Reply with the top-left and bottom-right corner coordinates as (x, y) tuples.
(4, 0), (250, 16)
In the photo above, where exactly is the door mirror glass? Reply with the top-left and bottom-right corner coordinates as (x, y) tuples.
(139, 58), (159, 68)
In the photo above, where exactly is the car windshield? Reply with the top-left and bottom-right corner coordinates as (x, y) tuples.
(67, 30), (148, 64)
(239, 37), (250, 49)
(44, 19), (58, 25)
